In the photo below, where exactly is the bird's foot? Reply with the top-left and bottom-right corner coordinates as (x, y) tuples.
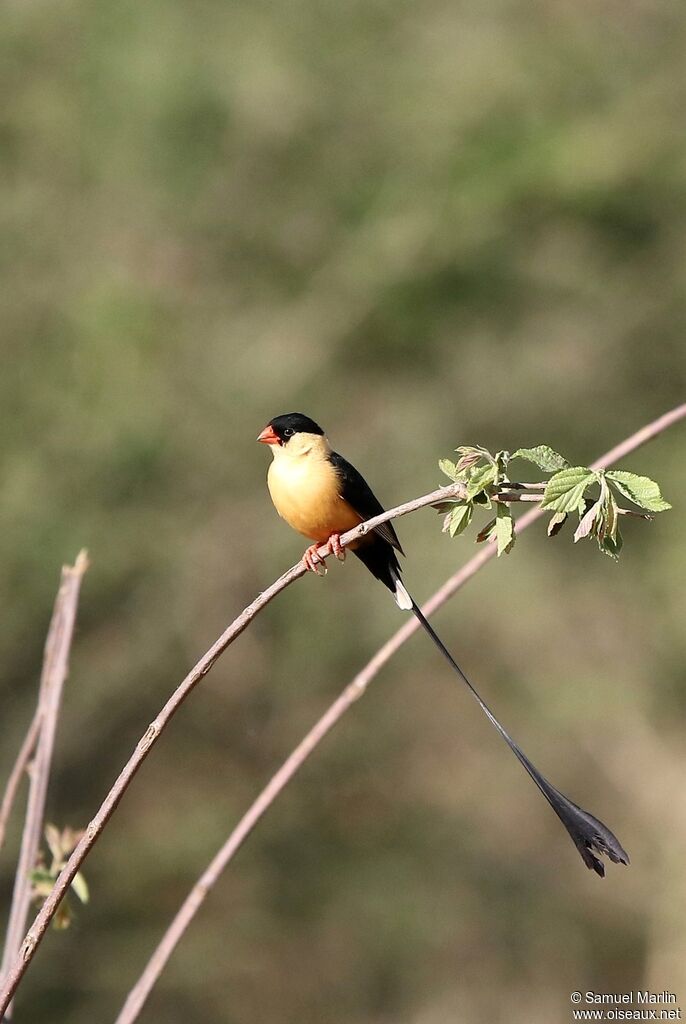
(303, 544), (327, 576)
(326, 532), (346, 561)
(302, 534), (346, 575)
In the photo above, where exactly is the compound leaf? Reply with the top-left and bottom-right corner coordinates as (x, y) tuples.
(541, 467), (597, 514)
(607, 471), (671, 512)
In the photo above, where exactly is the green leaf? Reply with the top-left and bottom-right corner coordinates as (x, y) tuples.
(443, 502), (473, 537)
(541, 467), (597, 514)
(495, 450), (510, 476)
(439, 458), (458, 481)
(598, 525), (623, 560)
(607, 471), (672, 512)
(495, 504), (515, 555)
(511, 445), (569, 473)
(71, 872), (90, 904)
(30, 869), (55, 886)
(547, 512), (568, 537)
(466, 463), (497, 500)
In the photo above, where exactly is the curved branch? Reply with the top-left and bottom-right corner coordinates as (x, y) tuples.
(114, 402), (686, 1023)
(3, 405), (684, 1015)
(0, 483), (467, 1013)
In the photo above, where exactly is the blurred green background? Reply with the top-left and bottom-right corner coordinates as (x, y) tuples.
(2, 0), (685, 1021)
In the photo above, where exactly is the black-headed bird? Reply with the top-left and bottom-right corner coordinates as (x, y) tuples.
(258, 412), (628, 876)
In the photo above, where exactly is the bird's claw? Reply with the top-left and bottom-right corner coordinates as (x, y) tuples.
(327, 533), (346, 561)
(302, 534), (346, 575)
(303, 544), (327, 576)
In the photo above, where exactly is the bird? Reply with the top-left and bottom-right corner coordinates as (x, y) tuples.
(257, 412), (629, 876)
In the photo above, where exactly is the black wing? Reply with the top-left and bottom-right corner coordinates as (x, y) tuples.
(328, 451), (404, 554)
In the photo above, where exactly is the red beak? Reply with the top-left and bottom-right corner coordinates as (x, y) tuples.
(257, 424), (280, 445)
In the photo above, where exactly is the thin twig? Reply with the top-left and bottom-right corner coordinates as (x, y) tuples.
(0, 714), (41, 856)
(1, 551), (89, 1019)
(616, 508), (653, 519)
(114, 402), (686, 1024)
(493, 492), (543, 502)
(500, 481), (548, 490)
(0, 483), (467, 1014)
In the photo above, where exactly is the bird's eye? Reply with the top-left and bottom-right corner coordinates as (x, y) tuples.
(283, 427), (295, 437)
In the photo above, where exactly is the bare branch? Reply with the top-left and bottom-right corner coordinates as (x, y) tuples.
(0, 484), (466, 1014)
(1, 550), (89, 1018)
(588, 404), (686, 468)
(0, 714), (41, 856)
(114, 402), (686, 1023)
(2, 403), (684, 1015)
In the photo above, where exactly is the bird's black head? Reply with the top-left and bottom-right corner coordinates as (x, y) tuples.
(257, 413), (324, 446)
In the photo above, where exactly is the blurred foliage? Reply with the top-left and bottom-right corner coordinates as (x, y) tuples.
(30, 825), (89, 932)
(1, 0), (685, 1021)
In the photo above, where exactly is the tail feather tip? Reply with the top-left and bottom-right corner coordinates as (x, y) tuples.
(394, 580), (413, 610)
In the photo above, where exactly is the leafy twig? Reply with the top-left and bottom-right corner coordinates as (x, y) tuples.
(113, 402), (686, 1024)
(1, 551), (88, 1018)
(438, 421), (674, 559)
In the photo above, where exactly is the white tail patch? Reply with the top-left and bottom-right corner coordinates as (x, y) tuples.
(393, 579), (413, 611)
